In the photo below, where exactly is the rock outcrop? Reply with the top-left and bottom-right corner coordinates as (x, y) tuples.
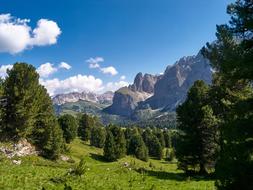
(52, 91), (114, 105)
(105, 50), (212, 116)
(104, 73), (159, 116)
(143, 51), (212, 110)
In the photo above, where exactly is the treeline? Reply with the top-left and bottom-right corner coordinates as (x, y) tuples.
(175, 1), (253, 189)
(75, 114), (177, 162)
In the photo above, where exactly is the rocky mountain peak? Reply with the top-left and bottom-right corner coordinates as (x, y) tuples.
(52, 91), (114, 105)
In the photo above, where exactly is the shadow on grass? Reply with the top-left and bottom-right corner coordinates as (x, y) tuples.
(90, 153), (108, 162)
(135, 168), (215, 182)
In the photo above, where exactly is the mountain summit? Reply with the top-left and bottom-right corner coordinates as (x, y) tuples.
(105, 50), (212, 117)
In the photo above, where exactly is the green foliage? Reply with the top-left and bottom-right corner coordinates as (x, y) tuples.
(90, 126), (106, 148)
(155, 130), (165, 148)
(103, 125), (127, 161)
(69, 158), (87, 177)
(103, 130), (117, 161)
(176, 80), (218, 174)
(109, 125), (127, 159)
(78, 114), (95, 141)
(163, 130), (172, 148)
(202, 0), (253, 189)
(142, 129), (163, 160)
(1, 63), (64, 159)
(128, 133), (149, 161)
(2, 63), (41, 139)
(58, 114), (78, 143)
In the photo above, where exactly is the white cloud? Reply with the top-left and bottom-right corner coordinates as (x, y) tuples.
(30, 19), (61, 46)
(40, 74), (103, 96)
(104, 81), (129, 92)
(86, 57), (118, 76)
(100, 66), (118, 76)
(86, 57), (104, 69)
(59, 62), (71, 70)
(0, 13), (61, 54)
(37, 62), (57, 78)
(0, 64), (13, 78)
(89, 62), (100, 69)
(120, 75), (126, 80)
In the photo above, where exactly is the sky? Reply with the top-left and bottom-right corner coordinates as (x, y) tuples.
(0, 0), (233, 96)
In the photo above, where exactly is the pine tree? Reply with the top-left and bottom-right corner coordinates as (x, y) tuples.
(128, 133), (148, 161)
(202, 0), (253, 188)
(103, 130), (117, 161)
(2, 63), (64, 159)
(176, 80), (218, 174)
(109, 125), (126, 159)
(58, 114), (78, 143)
(3, 63), (42, 139)
(156, 129), (165, 148)
(78, 114), (95, 141)
(90, 126), (106, 148)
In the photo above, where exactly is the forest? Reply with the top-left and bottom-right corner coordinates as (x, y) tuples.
(0, 0), (252, 189)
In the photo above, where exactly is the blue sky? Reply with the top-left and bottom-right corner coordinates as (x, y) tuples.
(0, 0), (233, 95)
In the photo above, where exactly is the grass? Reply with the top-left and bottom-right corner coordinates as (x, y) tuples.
(0, 139), (215, 190)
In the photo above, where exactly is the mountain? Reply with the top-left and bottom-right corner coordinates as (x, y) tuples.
(105, 50), (212, 117)
(52, 91), (114, 105)
(142, 51), (212, 110)
(104, 73), (161, 116)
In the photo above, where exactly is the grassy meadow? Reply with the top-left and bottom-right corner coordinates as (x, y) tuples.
(0, 139), (214, 190)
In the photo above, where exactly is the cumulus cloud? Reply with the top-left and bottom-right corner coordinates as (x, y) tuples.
(0, 13), (61, 54)
(104, 81), (129, 92)
(86, 57), (104, 68)
(0, 64), (13, 78)
(59, 62), (71, 70)
(39, 74), (103, 96)
(100, 66), (118, 76)
(37, 62), (57, 78)
(86, 57), (118, 76)
(120, 75), (126, 80)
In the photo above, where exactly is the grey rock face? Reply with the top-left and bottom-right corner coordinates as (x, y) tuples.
(53, 91), (114, 105)
(104, 72), (158, 116)
(105, 50), (212, 116)
(129, 73), (160, 93)
(143, 52), (212, 110)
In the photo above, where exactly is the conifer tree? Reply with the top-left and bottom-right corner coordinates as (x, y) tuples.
(2, 63), (64, 159)
(109, 125), (126, 159)
(176, 80), (218, 174)
(78, 114), (95, 141)
(90, 126), (106, 148)
(128, 133), (148, 161)
(202, 0), (253, 188)
(58, 114), (78, 143)
(103, 130), (117, 161)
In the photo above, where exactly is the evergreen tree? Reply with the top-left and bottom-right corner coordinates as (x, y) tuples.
(103, 130), (117, 161)
(78, 114), (95, 141)
(128, 133), (148, 161)
(176, 80), (218, 174)
(90, 126), (106, 148)
(2, 63), (64, 159)
(109, 125), (126, 159)
(202, 0), (253, 188)
(163, 130), (172, 148)
(148, 135), (163, 160)
(58, 114), (78, 143)
(3, 63), (42, 139)
(156, 129), (165, 148)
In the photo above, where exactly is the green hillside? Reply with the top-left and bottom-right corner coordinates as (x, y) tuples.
(54, 100), (131, 125)
(0, 139), (214, 190)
